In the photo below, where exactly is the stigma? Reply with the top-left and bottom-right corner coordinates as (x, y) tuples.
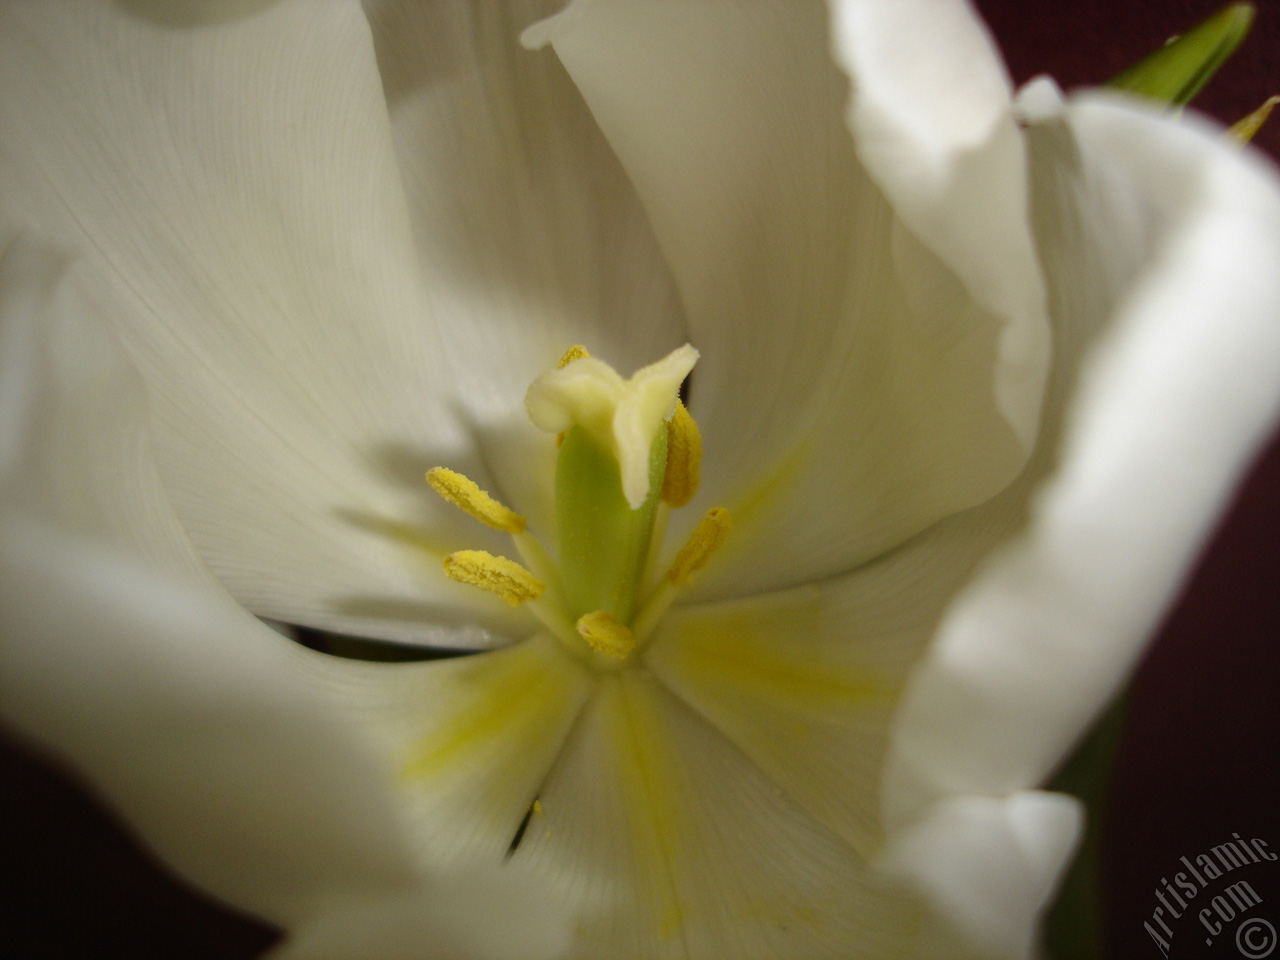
(430, 345), (729, 666)
(525, 342), (698, 508)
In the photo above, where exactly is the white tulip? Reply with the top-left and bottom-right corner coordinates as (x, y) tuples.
(2, 2), (1279, 959)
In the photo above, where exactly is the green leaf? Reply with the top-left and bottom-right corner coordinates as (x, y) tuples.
(1108, 3), (1254, 107)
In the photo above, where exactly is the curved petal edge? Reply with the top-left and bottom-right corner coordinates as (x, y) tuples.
(880, 791), (1082, 960)
(827, 0), (1051, 450)
(884, 94), (1280, 826)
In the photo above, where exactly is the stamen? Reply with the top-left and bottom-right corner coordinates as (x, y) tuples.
(631, 507), (731, 645)
(667, 507), (731, 586)
(443, 550), (544, 606)
(426, 467), (525, 533)
(576, 610), (635, 659)
(558, 344), (590, 368)
(660, 399), (701, 508)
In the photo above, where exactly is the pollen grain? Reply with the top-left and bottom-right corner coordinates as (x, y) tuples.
(558, 344), (591, 368)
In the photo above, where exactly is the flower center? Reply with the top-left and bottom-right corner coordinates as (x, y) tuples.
(427, 345), (729, 668)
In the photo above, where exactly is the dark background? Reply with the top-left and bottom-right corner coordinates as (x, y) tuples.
(2, 2), (1278, 958)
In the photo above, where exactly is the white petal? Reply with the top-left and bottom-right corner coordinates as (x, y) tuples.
(0, 237), (205, 581)
(114, 0), (282, 24)
(527, 0), (1044, 595)
(0, 235), (573, 956)
(294, 633), (595, 865)
(0, 520), (419, 925)
(269, 866), (572, 960)
(0, 0), (522, 644)
(511, 670), (922, 960)
(827, 0), (1049, 448)
(881, 791), (1082, 960)
(0, 239), (420, 922)
(643, 415), (1060, 859)
(643, 585), (910, 858)
(359, 0), (689, 531)
(645, 503), (1082, 960)
(3, 519), (574, 959)
(884, 95), (1280, 823)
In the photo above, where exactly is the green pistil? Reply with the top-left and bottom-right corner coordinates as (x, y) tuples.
(555, 425), (666, 625)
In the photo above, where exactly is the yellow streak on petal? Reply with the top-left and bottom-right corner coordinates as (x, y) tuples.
(659, 903), (684, 941)
(605, 674), (685, 943)
(660, 399), (701, 508)
(725, 440), (807, 531)
(667, 507), (731, 586)
(426, 467), (525, 533)
(660, 608), (893, 713)
(575, 609), (636, 659)
(443, 550), (544, 606)
(1231, 95), (1280, 144)
(558, 344), (590, 368)
(400, 637), (585, 784)
(645, 602), (900, 855)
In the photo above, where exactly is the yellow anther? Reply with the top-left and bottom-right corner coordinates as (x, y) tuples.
(661, 399), (701, 508)
(575, 610), (636, 659)
(667, 507), (731, 586)
(1231, 95), (1280, 144)
(443, 550), (544, 606)
(426, 467), (525, 533)
(557, 344), (590, 368)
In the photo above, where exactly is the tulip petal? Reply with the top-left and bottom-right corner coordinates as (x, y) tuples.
(0, 235), (573, 957)
(526, 0), (1045, 597)
(0, 520), (421, 924)
(644, 490), (1079, 960)
(881, 791), (1082, 960)
(359, 0), (689, 532)
(641, 492), (1021, 860)
(0, 0), (526, 644)
(4, 520), (573, 960)
(0, 237), (207, 581)
(268, 865), (571, 960)
(0, 237), (411, 925)
(512, 670), (923, 959)
(295, 633), (595, 866)
(884, 91), (1280, 825)
(827, 0), (1048, 449)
